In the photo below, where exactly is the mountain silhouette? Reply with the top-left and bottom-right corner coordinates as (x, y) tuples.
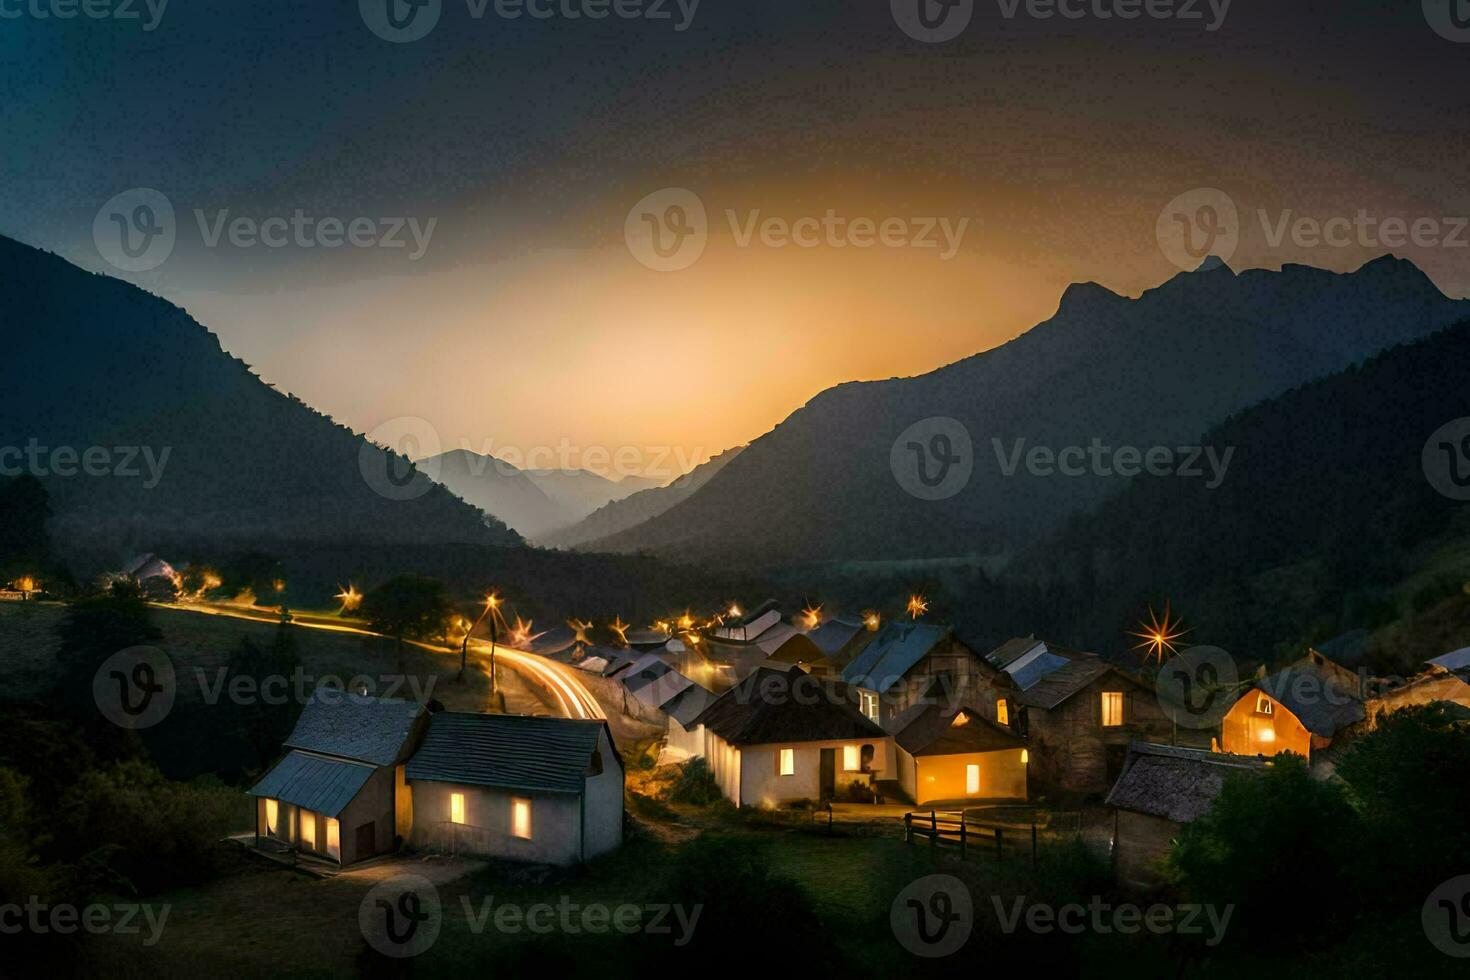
(0, 235), (520, 567)
(591, 257), (1469, 565)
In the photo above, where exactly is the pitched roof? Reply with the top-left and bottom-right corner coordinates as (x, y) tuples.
(888, 702), (1025, 756)
(284, 692), (425, 766)
(1429, 647), (1470, 673)
(841, 622), (951, 694)
(806, 618), (865, 656)
(249, 750), (376, 817)
(629, 669), (696, 713)
(1255, 657), (1365, 737)
(1013, 657), (1117, 710)
(661, 683), (718, 727)
(1105, 742), (1268, 823)
(405, 713), (615, 794)
(1009, 650), (1071, 690)
(692, 668), (886, 746)
(985, 637), (1045, 670)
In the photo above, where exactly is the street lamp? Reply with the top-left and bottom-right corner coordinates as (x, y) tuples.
(460, 592), (501, 684)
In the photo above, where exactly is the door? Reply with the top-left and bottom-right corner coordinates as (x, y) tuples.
(819, 748), (836, 801)
(355, 820), (376, 860)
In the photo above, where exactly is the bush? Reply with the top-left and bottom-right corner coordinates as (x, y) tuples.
(665, 758), (723, 806)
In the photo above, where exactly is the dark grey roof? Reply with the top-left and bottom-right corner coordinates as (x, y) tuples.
(661, 683), (718, 727)
(284, 692), (425, 766)
(806, 618), (864, 656)
(1255, 658), (1365, 737)
(249, 750), (375, 817)
(1009, 650), (1071, 691)
(406, 713), (616, 794)
(692, 668), (886, 746)
(985, 637), (1044, 670)
(1105, 742), (1268, 823)
(1014, 657), (1117, 710)
(841, 622), (951, 694)
(889, 702), (1025, 756)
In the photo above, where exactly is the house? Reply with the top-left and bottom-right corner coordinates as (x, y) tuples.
(1219, 649), (1366, 761)
(711, 599), (782, 643)
(1105, 742), (1268, 887)
(760, 624), (831, 672)
(405, 713), (623, 866)
(692, 667), (890, 808)
(986, 637), (1172, 795)
(248, 692), (428, 867)
(1369, 647), (1470, 721)
(804, 617), (876, 672)
(842, 622), (1003, 729)
(887, 701), (1028, 805)
(658, 682), (718, 765)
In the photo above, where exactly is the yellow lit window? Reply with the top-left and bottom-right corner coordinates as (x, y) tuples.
(843, 745), (859, 771)
(996, 699), (1009, 726)
(1256, 694), (1274, 715)
(300, 810), (317, 848)
(326, 818), (340, 860)
(451, 792), (466, 825)
(779, 748), (795, 776)
(1101, 692), (1125, 727)
(1021, 748), (1029, 764)
(264, 798), (278, 835)
(511, 797), (532, 839)
(965, 764), (980, 794)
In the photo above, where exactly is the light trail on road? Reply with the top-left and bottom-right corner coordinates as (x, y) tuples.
(153, 602), (604, 720)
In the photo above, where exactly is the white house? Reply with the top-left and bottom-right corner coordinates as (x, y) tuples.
(690, 667), (890, 808)
(405, 713), (623, 866)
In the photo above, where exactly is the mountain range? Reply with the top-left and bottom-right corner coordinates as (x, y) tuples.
(421, 449), (663, 541)
(585, 256), (1469, 567)
(0, 234), (520, 570)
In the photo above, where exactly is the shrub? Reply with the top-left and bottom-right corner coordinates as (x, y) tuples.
(665, 758), (722, 806)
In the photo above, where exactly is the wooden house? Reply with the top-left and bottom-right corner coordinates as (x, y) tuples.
(248, 692), (428, 867)
(1105, 742), (1267, 887)
(986, 638), (1171, 795)
(842, 622), (1005, 729)
(405, 713), (623, 866)
(887, 701), (1028, 805)
(1219, 649), (1366, 761)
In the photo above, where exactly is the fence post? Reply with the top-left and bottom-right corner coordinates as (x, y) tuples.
(959, 813), (967, 859)
(904, 812), (912, 844)
(1031, 821), (1038, 870)
(929, 810), (938, 851)
(995, 826), (1003, 863)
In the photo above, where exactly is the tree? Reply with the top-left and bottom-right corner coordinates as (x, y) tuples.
(227, 627), (303, 769)
(1170, 753), (1362, 952)
(53, 579), (164, 735)
(361, 575), (453, 671)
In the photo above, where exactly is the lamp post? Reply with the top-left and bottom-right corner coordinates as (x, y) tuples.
(460, 593), (501, 683)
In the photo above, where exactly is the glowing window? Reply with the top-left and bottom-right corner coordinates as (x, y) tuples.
(966, 765), (980, 795)
(451, 792), (466, 825)
(779, 748), (795, 776)
(996, 699), (1010, 726)
(859, 691), (880, 723)
(843, 745), (859, 771)
(1021, 748), (1029, 764)
(1256, 694), (1274, 715)
(300, 810), (317, 848)
(1101, 692), (1125, 727)
(326, 818), (340, 860)
(512, 797), (532, 839)
(264, 798), (278, 835)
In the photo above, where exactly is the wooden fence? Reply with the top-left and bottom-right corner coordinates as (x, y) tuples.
(903, 806), (1081, 866)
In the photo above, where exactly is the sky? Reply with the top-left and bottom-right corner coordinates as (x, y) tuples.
(3, 0), (1468, 479)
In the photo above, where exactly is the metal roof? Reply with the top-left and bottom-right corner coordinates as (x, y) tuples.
(841, 622), (950, 694)
(1007, 650), (1070, 691)
(806, 618), (864, 656)
(1429, 647), (1470, 672)
(629, 669), (695, 712)
(284, 692), (426, 766)
(661, 683), (717, 727)
(405, 713), (615, 794)
(248, 750), (376, 817)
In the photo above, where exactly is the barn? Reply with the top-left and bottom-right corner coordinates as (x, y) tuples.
(1220, 649), (1366, 761)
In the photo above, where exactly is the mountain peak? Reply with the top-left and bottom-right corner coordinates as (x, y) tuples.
(1193, 254), (1235, 275)
(1056, 280), (1123, 316)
